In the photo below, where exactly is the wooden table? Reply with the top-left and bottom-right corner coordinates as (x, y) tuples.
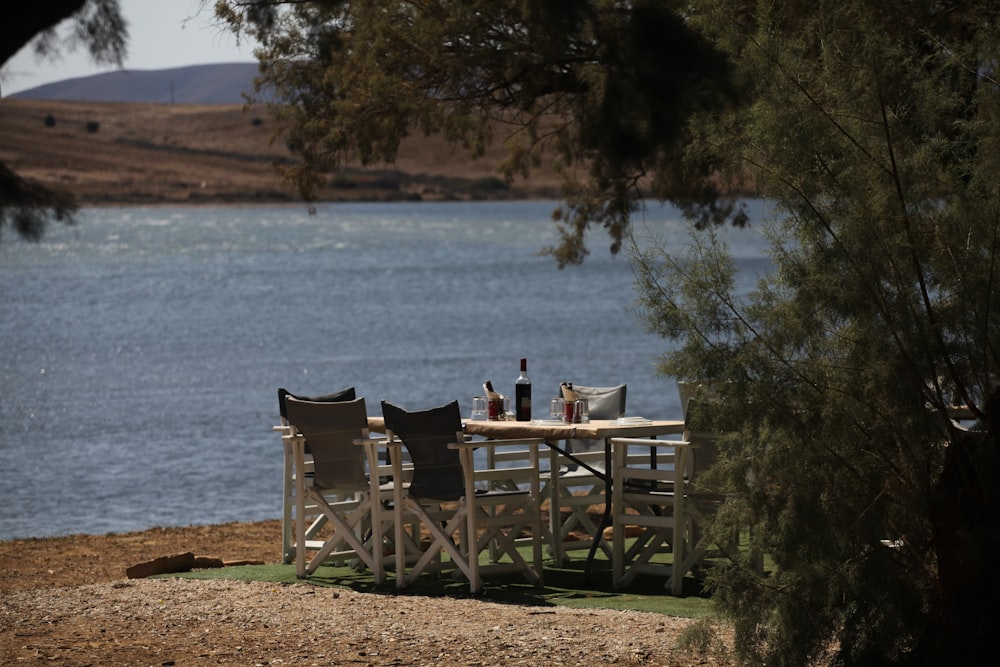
(368, 416), (685, 576)
(368, 417), (683, 446)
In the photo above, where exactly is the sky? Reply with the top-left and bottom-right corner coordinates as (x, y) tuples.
(2, 0), (257, 96)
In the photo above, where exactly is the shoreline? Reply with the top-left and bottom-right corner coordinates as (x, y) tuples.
(68, 194), (565, 209)
(0, 518), (282, 593)
(0, 516), (282, 546)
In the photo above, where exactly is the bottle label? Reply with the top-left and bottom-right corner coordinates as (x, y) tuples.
(515, 386), (531, 420)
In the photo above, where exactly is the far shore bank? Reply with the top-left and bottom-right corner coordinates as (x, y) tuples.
(1, 98), (565, 207)
(3, 98), (753, 211)
(68, 192), (565, 208)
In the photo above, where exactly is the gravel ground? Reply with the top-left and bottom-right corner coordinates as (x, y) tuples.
(0, 520), (732, 666)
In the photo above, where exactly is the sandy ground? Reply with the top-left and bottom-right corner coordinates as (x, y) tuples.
(0, 520), (733, 666)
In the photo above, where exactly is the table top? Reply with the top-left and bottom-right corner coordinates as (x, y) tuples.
(366, 416), (684, 440)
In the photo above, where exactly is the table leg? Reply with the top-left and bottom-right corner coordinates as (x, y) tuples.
(583, 438), (613, 582)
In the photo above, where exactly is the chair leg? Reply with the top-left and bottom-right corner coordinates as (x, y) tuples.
(295, 498), (307, 578)
(282, 449), (295, 564)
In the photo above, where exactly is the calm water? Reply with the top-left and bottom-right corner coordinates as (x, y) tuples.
(0, 200), (773, 539)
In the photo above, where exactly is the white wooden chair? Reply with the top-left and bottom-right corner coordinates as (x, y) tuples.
(547, 383), (627, 564)
(676, 381), (744, 572)
(611, 380), (746, 593)
(381, 399), (545, 594)
(610, 436), (700, 594)
(276, 386), (356, 565)
(283, 395), (391, 579)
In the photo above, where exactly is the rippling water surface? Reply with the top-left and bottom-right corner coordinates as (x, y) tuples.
(0, 200), (773, 539)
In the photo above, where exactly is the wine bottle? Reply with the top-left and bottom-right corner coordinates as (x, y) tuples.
(515, 358), (531, 421)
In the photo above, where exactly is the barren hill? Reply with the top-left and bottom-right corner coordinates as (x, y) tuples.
(7, 63), (265, 105)
(0, 98), (561, 206)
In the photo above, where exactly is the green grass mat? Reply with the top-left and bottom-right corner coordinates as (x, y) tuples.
(169, 551), (717, 618)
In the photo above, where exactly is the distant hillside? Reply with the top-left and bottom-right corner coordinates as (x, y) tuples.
(8, 63), (263, 105)
(0, 98), (562, 206)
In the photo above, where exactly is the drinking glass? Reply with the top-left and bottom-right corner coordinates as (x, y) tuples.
(471, 396), (487, 421)
(564, 399), (577, 423)
(488, 396), (508, 421)
(549, 398), (565, 421)
(574, 398), (590, 424)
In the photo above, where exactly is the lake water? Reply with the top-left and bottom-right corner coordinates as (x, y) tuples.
(0, 200), (773, 540)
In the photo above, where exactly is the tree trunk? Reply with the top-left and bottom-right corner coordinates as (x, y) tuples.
(915, 424), (1000, 664)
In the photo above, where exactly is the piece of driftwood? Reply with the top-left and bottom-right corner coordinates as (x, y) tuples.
(126, 553), (265, 578)
(126, 552), (196, 579)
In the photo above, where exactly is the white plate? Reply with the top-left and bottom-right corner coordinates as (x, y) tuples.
(616, 416), (652, 425)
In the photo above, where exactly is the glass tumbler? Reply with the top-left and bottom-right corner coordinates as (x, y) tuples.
(488, 396), (507, 421)
(471, 396), (487, 421)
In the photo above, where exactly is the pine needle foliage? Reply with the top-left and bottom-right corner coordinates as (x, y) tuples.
(214, 0), (739, 266)
(631, 2), (1000, 665)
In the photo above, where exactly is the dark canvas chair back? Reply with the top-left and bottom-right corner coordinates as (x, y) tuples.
(278, 386), (356, 421)
(284, 396), (369, 492)
(381, 400), (465, 501)
(576, 384), (627, 419)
